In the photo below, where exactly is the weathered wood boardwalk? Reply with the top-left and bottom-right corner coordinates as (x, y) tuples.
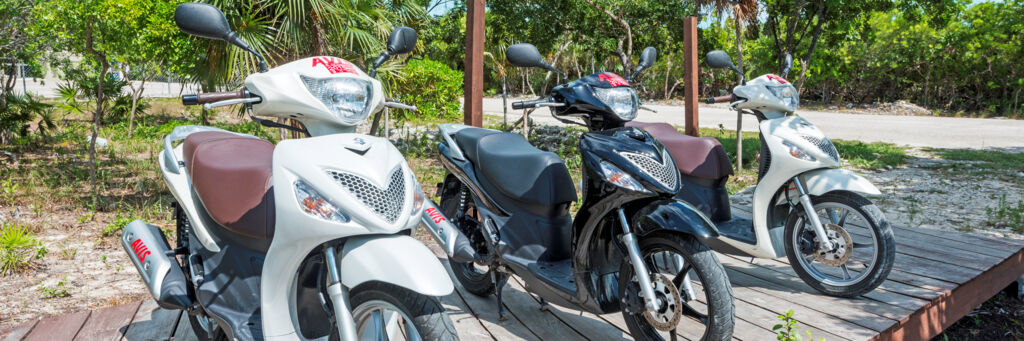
(4, 205), (1023, 341)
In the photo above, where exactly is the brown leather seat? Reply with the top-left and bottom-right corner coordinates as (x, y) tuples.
(626, 122), (733, 180)
(183, 131), (275, 239)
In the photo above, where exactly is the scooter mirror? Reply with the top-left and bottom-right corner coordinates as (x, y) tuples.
(174, 3), (233, 42)
(631, 46), (657, 80)
(387, 26), (418, 55)
(706, 50), (734, 69)
(781, 53), (794, 78)
(506, 43), (545, 68)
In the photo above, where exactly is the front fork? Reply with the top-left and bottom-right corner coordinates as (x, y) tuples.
(616, 209), (661, 313)
(792, 177), (834, 251)
(323, 246), (359, 341)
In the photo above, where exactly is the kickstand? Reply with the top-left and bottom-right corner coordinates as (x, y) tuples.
(493, 271), (510, 322)
(538, 297), (551, 312)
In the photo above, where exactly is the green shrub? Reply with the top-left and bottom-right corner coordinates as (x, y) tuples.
(102, 211), (134, 237)
(0, 221), (46, 276)
(38, 276), (71, 298)
(0, 93), (55, 144)
(394, 59), (463, 121)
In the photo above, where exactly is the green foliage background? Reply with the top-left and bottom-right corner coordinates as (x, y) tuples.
(394, 59), (464, 121)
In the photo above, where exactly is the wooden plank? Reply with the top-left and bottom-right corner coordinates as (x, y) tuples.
(441, 261), (538, 340)
(723, 265), (895, 335)
(730, 295), (847, 341)
(22, 310), (90, 341)
(1, 319), (38, 341)
(498, 279), (589, 341)
(892, 225), (1024, 249)
(873, 246), (1024, 340)
(439, 285), (495, 340)
(682, 17), (699, 137)
(507, 277), (628, 341)
(74, 301), (142, 341)
(171, 313), (197, 341)
(121, 300), (181, 341)
(462, 0), (485, 127)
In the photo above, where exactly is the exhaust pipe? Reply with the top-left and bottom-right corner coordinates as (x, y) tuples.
(120, 220), (192, 310)
(421, 200), (480, 263)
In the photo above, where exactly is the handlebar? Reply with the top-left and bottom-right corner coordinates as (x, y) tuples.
(182, 89), (247, 106)
(512, 98), (549, 110)
(704, 94), (737, 104)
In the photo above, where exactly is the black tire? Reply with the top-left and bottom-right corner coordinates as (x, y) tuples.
(175, 205), (227, 341)
(784, 191), (896, 298)
(619, 232), (734, 341)
(438, 177), (495, 297)
(350, 282), (459, 341)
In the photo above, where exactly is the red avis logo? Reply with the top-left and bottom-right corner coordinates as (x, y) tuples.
(598, 73), (630, 87)
(766, 74), (789, 84)
(425, 207), (446, 224)
(130, 239), (151, 263)
(312, 57), (358, 75)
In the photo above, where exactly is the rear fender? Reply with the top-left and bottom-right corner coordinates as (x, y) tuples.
(632, 200), (720, 243)
(340, 234), (454, 297)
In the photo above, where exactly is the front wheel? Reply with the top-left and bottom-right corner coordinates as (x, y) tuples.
(785, 191), (896, 297)
(350, 282), (459, 341)
(619, 233), (734, 341)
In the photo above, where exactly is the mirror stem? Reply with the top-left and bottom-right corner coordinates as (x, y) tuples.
(370, 52), (390, 78)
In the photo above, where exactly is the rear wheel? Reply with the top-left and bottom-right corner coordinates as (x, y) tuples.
(619, 233), (734, 341)
(438, 177), (495, 297)
(174, 205), (227, 341)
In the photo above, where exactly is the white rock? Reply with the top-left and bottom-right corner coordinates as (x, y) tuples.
(87, 136), (108, 148)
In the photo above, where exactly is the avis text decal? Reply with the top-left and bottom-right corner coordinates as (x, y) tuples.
(312, 57), (358, 75)
(130, 239), (151, 262)
(766, 74), (789, 84)
(425, 207), (446, 224)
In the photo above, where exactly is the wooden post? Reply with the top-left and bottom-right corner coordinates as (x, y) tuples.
(463, 0), (485, 127)
(683, 17), (699, 137)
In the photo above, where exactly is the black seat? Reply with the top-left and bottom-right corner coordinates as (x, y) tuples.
(453, 128), (576, 215)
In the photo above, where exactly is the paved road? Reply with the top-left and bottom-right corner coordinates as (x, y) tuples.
(483, 97), (1024, 149)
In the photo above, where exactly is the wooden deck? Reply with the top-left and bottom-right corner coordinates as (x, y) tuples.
(4, 205), (1023, 341)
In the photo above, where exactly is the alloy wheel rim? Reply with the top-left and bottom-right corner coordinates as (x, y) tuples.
(793, 202), (880, 286)
(353, 300), (422, 341)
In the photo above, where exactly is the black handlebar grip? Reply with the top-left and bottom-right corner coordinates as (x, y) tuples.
(182, 94), (198, 106)
(704, 97), (714, 104)
(512, 101), (527, 110)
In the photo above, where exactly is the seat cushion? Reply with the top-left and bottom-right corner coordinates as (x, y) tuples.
(626, 122), (733, 180)
(454, 128), (576, 212)
(183, 132), (276, 239)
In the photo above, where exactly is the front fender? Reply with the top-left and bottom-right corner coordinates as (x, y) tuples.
(633, 200), (720, 244)
(800, 168), (880, 196)
(340, 235), (454, 297)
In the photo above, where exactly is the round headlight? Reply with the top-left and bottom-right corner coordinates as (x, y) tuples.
(301, 75), (373, 124)
(594, 87), (638, 121)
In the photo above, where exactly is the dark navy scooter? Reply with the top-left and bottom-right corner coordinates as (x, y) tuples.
(423, 43), (734, 340)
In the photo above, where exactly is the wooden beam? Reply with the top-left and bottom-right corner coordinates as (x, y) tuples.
(683, 17), (699, 137)
(463, 0), (485, 127)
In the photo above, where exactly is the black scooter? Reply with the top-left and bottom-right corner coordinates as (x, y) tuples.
(427, 44), (734, 340)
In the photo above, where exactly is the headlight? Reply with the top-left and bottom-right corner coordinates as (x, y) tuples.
(594, 87), (638, 121)
(782, 140), (816, 162)
(599, 161), (650, 193)
(767, 84), (799, 111)
(294, 181), (349, 223)
(301, 75), (373, 124)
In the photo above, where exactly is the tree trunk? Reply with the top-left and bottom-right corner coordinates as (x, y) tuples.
(501, 75), (508, 126)
(663, 57), (673, 100)
(733, 8), (745, 83)
(128, 66), (147, 138)
(583, 0), (632, 74)
(84, 24), (108, 206)
(795, 4), (826, 91)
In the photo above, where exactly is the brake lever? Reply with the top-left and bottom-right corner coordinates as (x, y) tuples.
(533, 102), (565, 108)
(203, 97), (262, 110)
(384, 101), (417, 111)
(639, 105), (657, 113)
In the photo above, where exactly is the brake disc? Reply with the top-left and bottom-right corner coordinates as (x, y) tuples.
(814, 224), (854, 267)
(642, 274), (683, 331)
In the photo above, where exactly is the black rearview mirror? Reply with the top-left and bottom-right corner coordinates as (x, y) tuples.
(387, 27), (417, 55)
(705, 50), (734, 69)
(174, 3), (233, 42)
(506, 43), (545, 68)
(630, 46), (657, 81)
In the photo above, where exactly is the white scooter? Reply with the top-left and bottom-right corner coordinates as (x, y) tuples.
(120, 3), (457, 340)
(629, 51), (895, 297)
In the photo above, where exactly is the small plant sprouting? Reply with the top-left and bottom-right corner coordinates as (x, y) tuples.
(986, 194), (1024, 233)
(773, 310), (824, 341)
(1, 221), (46, 276)
(102, 211), (134, 237)
(38, 276), (71, 299)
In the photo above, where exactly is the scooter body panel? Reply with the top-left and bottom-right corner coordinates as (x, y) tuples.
(262, 133), (423, 339)
(799, 168), (881, 196)
(745, 116), (841, 258)
(339, 234), (454, 296)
